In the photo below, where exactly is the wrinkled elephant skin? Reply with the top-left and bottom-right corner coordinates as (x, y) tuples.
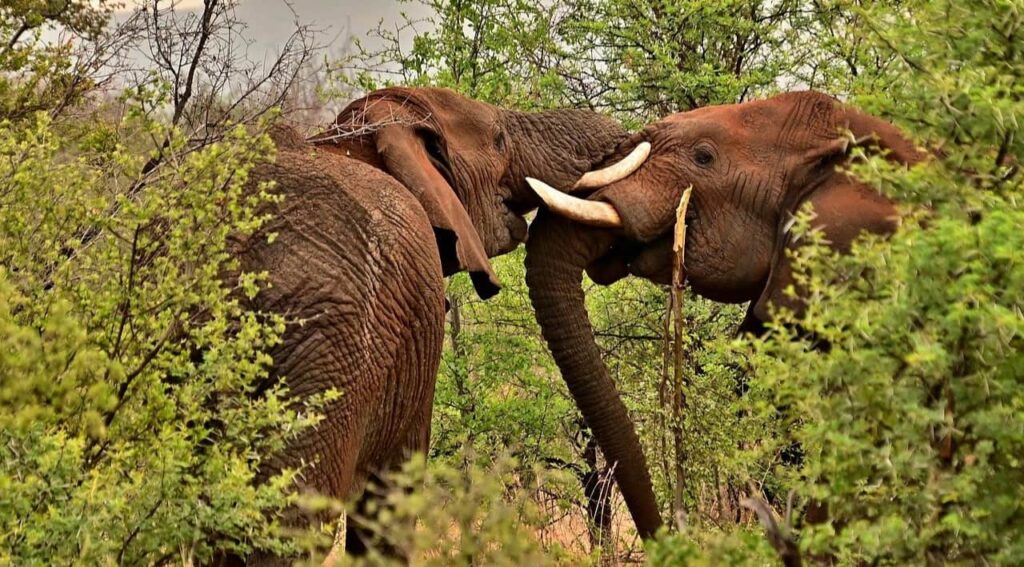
(525, 91), (924, 540)
(216, 88), (628, 565)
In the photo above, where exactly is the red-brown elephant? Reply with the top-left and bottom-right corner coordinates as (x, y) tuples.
(522, 91), (925, 538)
(220, 87), (655, 564)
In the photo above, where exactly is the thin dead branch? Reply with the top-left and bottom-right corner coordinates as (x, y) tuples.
(740, 493), (802, 567)
(52, 0), (319, 284)
(668, 187), (693, 526)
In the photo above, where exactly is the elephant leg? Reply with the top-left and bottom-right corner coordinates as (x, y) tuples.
(342, 471), (393, 558)
(235, 408), (371, 566)
(232, 333), (383, 566)
(344, 394), (433, 559)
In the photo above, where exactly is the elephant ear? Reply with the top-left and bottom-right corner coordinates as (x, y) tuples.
(745, 107), (920, 331)
(842, 107), (926, 166)
(745, 178), (900, 329)
(374, 122), (501, 299)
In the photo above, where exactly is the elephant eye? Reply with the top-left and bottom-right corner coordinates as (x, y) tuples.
(694, 147), (715, 167)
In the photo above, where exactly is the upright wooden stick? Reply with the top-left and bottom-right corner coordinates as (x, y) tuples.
(669, 187), (693, 527)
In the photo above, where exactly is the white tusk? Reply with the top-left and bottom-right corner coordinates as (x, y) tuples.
(781, 214), (797, 235)
(571, 142), (651, 191)
(526, 177), (623, 228)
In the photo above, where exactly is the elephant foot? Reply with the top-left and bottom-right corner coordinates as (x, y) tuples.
(343, 472), (411, 563)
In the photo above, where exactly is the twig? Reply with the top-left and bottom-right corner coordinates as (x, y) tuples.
(740, 494), (802, 567)
(669, 187), (693, 526)
(3, 22), (29, 53)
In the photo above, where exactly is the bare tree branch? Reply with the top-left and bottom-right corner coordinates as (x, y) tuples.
(740, 493), (803, 567)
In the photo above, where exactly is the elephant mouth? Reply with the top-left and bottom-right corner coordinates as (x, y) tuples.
(502, 192), (537, 247)
(477, 197), (530, 257)
(684, 195), (699, 226)
(506, 211), (529, 247)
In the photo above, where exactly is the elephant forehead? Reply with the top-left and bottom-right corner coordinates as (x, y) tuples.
(415, 92), (499, 136)
(657, 107), (751, 145)
(739, 105), (776, 129)
(666, 94), (839, 147)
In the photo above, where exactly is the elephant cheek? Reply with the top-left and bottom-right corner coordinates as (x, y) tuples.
(627, 238), (673, 285)
(586, 249), (630, 285)
(685, 248), (772, 304)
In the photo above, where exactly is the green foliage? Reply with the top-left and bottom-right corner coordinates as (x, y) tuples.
(644, 526), (778, 566)
(0, 105), (313, 566)
(0, 6), (322, 564)
(741, 0), (1024, 564)
(0, 0), (113, 120)
(436, 254), (617, 555)
(1, 0), (110, 35)
(558, 0), (800, 119)
(434, 250), (579, 467)
(436, 246), (773, 559)
(334, 0), (807, 119)
(585, 278), (776, 524)
(340, 455), (583, 567)
(333, 0), (568, 109)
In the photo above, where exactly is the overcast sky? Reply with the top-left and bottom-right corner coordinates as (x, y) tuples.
(92, 1), (435, 119)
(127, 0), (433, 56)
(239, 0), (430, 50)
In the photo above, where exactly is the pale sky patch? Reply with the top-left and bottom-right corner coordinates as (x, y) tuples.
(107, 0), (205, 12)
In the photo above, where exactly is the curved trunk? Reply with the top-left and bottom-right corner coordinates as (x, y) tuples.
(525, 211), (663, 539)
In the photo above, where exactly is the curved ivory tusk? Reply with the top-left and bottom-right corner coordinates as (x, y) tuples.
(571, 142), (651, 191)
(526, 177), (623, 228)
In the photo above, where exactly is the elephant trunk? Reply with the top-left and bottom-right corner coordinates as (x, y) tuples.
(525, 211), (663, 539)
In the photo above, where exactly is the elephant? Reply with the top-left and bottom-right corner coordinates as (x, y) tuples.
(220, 87), (644, 563)
(521, 91), (925, 538)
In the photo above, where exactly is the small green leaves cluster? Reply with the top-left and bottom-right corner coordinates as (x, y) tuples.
(434, 250), (579, 469)
(340, 454), (581, 567)
(741, 0), (1024, 563)
(333, 0), (567, 110)
(0, 8), (324, 564)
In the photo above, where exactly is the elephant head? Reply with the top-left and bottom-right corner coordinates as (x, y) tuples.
(310, 86), (639, 299)
(523, 91), (925, 537)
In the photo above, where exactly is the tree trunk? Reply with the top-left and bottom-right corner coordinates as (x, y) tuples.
(580, 428), (614, 554)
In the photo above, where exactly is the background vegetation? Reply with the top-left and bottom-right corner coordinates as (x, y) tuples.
(1, 0), (1020, 565)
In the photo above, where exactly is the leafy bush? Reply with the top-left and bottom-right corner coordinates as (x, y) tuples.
(741, 0), (1024, 563)
(0, 3), (323, 563)
(338, 455), (583, 567)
